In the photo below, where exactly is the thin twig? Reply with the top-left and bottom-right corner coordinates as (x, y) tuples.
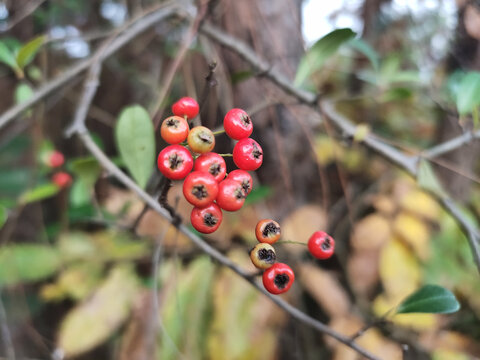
(422, 128), (480, 159)
(0, 0), (46, 33)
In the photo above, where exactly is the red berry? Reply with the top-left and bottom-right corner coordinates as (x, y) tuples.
(187, 126), (215, 154)
(255, 219), (281, 244)
(48, 150), (65, 168)
(308, 231), (335, 260)
(194, 152), (227, 182)
(160, 116), (189, 144)
(227, 169), (253, 196)
(233, 138), (263, 171)
(157, 145), (193, 180)
(182, 171), (218, 207)
(191, 203), (223, 234)
(52, 172), (72, 188)
(216, 178), (245, 211)
(262, 263), (295, 295)
(172, 97), (199, 120)
(223, 108), (253, 140)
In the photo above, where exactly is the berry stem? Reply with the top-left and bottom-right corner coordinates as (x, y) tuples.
(218, 153), (233, 157)
(212, 129), (225, 136)
(276, 240), (308, 246)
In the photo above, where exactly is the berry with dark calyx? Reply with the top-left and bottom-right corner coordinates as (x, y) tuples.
(255, 219), (281, 244)
(262, 263), (295, 295)
(157, 144), (193, 180)
(194, 152), (227, 183)
(223, 108), (253, 140)
(233, 138), (263, 171)
(227, 169), (253, 196)
(191, 203), (223, 234)
(188, 126), (215, 154)
(172, 97), (199, 120)
(308, 231), (335, 260)
(52, 172), (72, 188)
(216, 178), (246, 211)
(160, 116), (189, 144)
(250, 243), (276, 269)
(182, 171), (218, 207)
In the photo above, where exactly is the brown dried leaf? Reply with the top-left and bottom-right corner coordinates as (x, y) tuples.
(351, 214), (391, 251)
(298, 264), (350, 317)
(282, 205), (327, 255)
(347, 248), (380, 298)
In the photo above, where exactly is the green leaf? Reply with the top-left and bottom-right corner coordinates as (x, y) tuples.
(0, 244), (61, 286)
(0, 41), (21, 76)
(115, 105), (155, 189)
(15, 83), (34, 104)
(19, 183), (60, 204)
(0, 205), (7, 230)
(16, 35), (46, 70)
(456, 71), (480, 115)
(348, 38), (379, 71)
(295, 28), (356, 86)
(417, 159), (446, 198)
(396, 284), (460, 314)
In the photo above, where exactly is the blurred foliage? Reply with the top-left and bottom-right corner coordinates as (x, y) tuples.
(0, 0), (479, 359)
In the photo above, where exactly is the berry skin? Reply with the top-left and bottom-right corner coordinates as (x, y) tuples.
(191, 203), (223, 234)
(172, 97), (199, 120)
(233, 138), (263, 171)
(157, 145), (193, 180)
(194, 152), (227, 183)
(262, 263), (295, 295)
(52, 172), (72, 188)
(182, 171), (218, 207)
(308, 231), (335, 260)
(160, 116), (189, 144)
(223, 108), (253, 140)
(48, 150), (65, 168)
(250, 243), (276, 270)
(216, 178), (245, 211)
(255, 219), (281, 244)
(187, 126), (215, 154)
(227, 169), (253, 196)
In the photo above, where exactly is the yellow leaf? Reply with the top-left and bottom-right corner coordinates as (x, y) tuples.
(58, 265), (139, 357)
(351, 214), (391, 250)
(400, 189), (440, 222)
(432, 350), (469, 360)
(315, 135), (342, 166)
(353, 123), (370, 142)
(379, 238), (420, 299)
(393, 212), (430, 259)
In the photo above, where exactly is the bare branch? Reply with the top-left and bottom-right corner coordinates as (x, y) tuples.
(199, 22), (480, 273)
(0, 1), (191, 131)
(422, 129), (480, 159)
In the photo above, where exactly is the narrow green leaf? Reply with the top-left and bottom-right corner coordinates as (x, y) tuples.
(295, 28), (356, 86)
(456, 71), (480, 115)
(0, 41), (21, 75)
(396, 284), (460, 314)
(16, 35), (46, 70)
(417, 159), (446, 198)
(0, 244), (61, 286)
(115, 105), (155, 189)
(348, 38), (379, 71)
(19, 183), (60, 204)
(0, 205), (7, 229)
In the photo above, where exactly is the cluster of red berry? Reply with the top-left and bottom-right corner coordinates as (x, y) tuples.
(157, 97), (263, 234)
(250, 219), (336, 295)
(43, 150), (72, 188)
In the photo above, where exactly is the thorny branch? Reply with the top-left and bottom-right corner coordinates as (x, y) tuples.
(199, 22), (480, 273)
